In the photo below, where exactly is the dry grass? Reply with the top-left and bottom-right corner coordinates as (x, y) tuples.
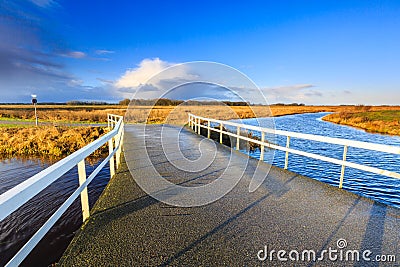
(126, 105), (398, 124)
(0, 105), (125, 122)
(323, 110), (400, 135)
(2, 104), (400, 125)
(0, 126), (108, 159)
(126, 105), (314, 124)
(1, 104), (399, 159)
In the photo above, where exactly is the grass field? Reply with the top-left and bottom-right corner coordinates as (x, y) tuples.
(323, 110), (400, 135)
(1, 104), (400, 159)
(0, 126), (108, 159)
(127, 105), (335, 124)
(2, 104), (400, 124)
(2, 103), (400, 124)
(125, 104), (400, 124)
(0, 105), (126, 123)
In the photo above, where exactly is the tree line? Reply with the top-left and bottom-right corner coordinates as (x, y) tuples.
(119, 98), (252, 106)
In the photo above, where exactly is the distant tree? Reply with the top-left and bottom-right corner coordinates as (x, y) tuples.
(119, 99), (131, 105)
(66, 100), (108, 105)
(66, 100), (82, 105)
(118, 98), (255, 106)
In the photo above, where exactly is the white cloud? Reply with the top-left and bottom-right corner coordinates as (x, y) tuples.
(115, 58), (174, 88)
(62, 51), (86, 59)
(29, 0), (57, 8)
(262, 84), (320, 103)
(96, 78), (114, 84)
(67, 79), (84, 87)
(95, 49), (115, 55)
(29, 0), (60, 8)
(114, 58), (203, 100)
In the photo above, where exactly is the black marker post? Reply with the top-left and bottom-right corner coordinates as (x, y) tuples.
(31, 94), (38, 126)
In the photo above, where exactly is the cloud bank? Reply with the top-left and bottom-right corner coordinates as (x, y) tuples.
(115, 58), (174, 88)
(262, 84), (323, 103)
(114, 58), (324, 104)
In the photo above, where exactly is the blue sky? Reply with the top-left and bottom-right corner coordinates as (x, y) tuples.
(0, 0), (399, 104)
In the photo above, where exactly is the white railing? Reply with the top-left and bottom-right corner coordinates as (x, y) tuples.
(0, 114), (124, 267)
(188, 113), (400, 188)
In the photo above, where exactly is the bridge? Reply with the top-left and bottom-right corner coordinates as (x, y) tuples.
(0, 114), (399, 266)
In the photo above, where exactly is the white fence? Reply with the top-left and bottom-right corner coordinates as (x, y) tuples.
(188, 113), (400, 187)
(0, 114), (124, 267)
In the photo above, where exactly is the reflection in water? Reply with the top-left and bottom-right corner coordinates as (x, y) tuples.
(234, 112), (400, 208)
(0, 157), (110, 266)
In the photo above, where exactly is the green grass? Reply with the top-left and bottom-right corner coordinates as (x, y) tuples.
(0, 124), (32, 128)
(0, 117), (36, 122)
(323, 110), (400, 135)
(346, 110), (400, 122)
(0, 117), (105, 124)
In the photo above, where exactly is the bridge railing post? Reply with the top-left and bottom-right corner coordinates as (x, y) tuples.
(284, 136), (291, 170)
(236, 126), (240, 150)
(77, 159), (90, 222)
(220, 123), (223, 144)
(109, 138), (115, 178)
(339, 145), (348, 189)
(116, 125), (123, 169)
(207, 120), (210, 138)
(198, 119), (201, 134)
(260, 131), (265, 161)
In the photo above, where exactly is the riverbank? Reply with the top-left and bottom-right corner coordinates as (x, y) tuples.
(1, 105), (400, 159)
(0, 107), (125, 123)
(1, 105), (335, 123)
(0, 126), (108, 159)
(322, 110), (400, 136)
(2, 104), (400, 125)
(126, 105), (347, 124)
(127, 105), (400, 124)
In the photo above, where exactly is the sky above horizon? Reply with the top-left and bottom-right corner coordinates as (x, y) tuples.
(1, 0), (399, 105)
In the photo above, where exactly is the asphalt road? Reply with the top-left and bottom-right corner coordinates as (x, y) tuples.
(60, 124), (399, 266)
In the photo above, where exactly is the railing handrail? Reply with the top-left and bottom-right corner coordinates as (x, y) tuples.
(188, 113), (400, 187)
(189, 113), (400, 155)
(0, 114), (124, 267)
